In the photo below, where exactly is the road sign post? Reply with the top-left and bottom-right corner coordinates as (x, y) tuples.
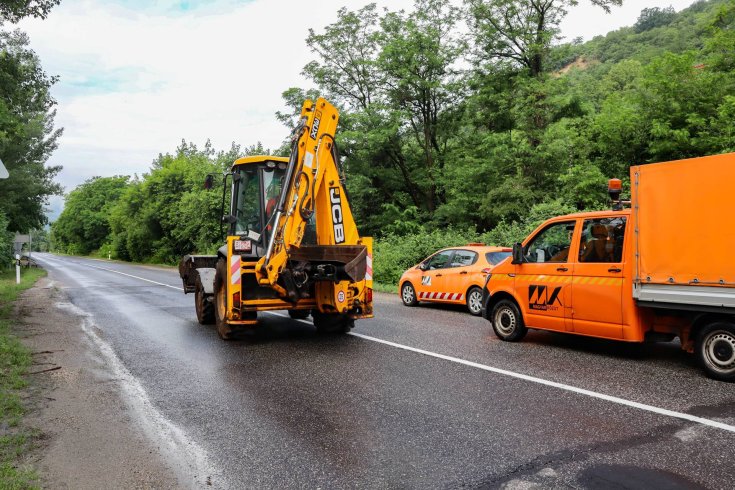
(15, 254), (20, 284)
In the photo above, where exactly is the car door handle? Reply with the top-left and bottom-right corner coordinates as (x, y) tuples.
(608, 267), (622, 273)
(436, 273), (442, 277)
(556, 267), (568, 272)
(460, 271), (468, 275)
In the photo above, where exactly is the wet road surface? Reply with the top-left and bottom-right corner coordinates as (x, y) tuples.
(34, 253), (735, 489)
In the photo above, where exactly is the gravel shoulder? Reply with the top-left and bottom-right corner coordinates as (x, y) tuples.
(16, 277), (180, 489)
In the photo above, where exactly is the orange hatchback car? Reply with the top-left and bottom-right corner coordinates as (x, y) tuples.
(399, 245), (512, 315)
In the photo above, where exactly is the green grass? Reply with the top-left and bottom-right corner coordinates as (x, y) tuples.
(0, 267), (45, 489)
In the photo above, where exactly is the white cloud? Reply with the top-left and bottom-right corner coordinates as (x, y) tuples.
(17, 0), (703, 217)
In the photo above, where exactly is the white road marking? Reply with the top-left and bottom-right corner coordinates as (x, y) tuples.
(43, 255), (735, 435)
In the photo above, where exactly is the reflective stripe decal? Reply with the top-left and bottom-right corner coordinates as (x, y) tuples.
(230, 255), (241, 285)
(365, 254), (373, 281)
(419, 292), (464, 301)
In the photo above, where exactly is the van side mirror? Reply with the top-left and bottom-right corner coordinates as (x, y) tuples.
(511, 243), (524, 264)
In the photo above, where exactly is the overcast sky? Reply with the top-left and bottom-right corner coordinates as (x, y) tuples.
(16, 0), (698, 220)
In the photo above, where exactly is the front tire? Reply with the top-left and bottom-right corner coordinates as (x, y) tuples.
(491, 299), (527, 341)
(312, 311), (353, 334)
(696, 322), (735, 382)
(466, 287), (483, 316)
(195, 275), (215, 325)
(401, 282), (419, 307)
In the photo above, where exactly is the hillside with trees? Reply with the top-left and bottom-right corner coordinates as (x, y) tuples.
(51, 0), (735, 286)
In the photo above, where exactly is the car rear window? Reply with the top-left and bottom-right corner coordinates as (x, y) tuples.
(486, 251), (511, 265)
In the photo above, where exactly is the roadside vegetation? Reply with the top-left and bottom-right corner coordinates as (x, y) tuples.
(0, 267), (46, 489)
(50, 0), (735, 287)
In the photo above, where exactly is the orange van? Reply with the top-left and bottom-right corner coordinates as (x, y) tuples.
(482, 153), (735, 381)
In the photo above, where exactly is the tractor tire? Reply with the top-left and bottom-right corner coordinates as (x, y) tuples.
(491, 299), (528, 342)
(195, 275), (215, 325)
(312, 310), (353, 335)
(288, 309), (311, 320)
(696, 321), (735, 382)
(214, 259), (235, 340)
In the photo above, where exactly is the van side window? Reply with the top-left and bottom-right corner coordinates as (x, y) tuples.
(524, 221), (576, 263)
(578, 217), (627, 263)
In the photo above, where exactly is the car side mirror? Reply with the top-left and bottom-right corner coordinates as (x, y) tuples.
(418, 263), (427, 271)
(511, 242), (524, 264)
(204, 174), (214, 190)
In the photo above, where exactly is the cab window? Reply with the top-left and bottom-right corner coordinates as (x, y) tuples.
(524, 221), (576, 263)
(449, 250), (477, 267)
(578, 217), (626, 263)
(425, 250), (454, 270)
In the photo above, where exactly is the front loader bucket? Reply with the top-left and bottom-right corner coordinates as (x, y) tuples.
(289, 245), (367, 282)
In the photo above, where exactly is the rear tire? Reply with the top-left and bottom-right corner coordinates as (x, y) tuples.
(466, 287), (483, 316)
(491, 299), (527, 341)
(288, 309), (310, 320)
(696, 322), (735, 382)
(401, 282), (419, 307)
(214, 259), (235, 340)
(312, 311), (353, 334)
(195, 275), (215, 325)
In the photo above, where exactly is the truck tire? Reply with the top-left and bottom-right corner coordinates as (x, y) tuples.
(696, 322), (735, 382)
(401, 282), (419, 307)
(213, 259), (235, 340)
(466, 287), (483, 316)
(288, 309), (310, 320)
(312, 311), (353, 334)
(195, 275), (215, 325)
(491, 299), (528, 341)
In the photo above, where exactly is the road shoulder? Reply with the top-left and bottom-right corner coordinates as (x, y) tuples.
(16, 277), (180, 489)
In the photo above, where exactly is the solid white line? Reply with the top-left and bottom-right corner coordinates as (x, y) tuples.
(46, 257), (735, 434)
(348, 332), (735, 434)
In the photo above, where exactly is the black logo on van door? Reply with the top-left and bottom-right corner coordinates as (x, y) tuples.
(529, 285), (562, 311)
(330, 187), (345, 244)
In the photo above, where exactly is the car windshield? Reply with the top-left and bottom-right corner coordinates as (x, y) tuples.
(486, 251), (511, 265)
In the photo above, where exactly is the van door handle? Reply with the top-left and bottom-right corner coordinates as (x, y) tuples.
(608, 267), (622, 273)
(556, 267), (568, 272)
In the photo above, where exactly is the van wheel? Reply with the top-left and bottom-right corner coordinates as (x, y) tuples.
(696, 322), (735, 382)
(466, 287), (483, 316)
(401, 282), (418, 307)
(491, 299), (527, 341)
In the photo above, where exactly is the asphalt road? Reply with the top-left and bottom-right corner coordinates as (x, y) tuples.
(33, 253), (735, 489)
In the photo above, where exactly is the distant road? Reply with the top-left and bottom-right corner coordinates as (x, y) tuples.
(35, 253), (735, 489)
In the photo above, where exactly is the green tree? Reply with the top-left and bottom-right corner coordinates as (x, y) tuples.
(0, 30), (62, 232)
(0, 0), (60, 23)
(51, 176), (130, 254)
(465, 0), (622, 76)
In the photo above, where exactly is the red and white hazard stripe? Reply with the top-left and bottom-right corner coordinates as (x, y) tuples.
(418, 291), (464, 301)
(365, 254), (373, 281)
(230, 255), (241, 285)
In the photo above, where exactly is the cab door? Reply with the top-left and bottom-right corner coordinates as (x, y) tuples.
(515, 220), (577, 332)
(416, 250), (453, 302)
(570, 216), (627, 339)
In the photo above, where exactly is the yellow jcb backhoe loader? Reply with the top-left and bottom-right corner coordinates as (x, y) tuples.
(179, 98), (373, 339)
